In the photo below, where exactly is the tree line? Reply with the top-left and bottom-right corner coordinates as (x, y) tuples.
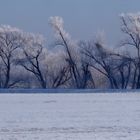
(0, 12), (140, 89)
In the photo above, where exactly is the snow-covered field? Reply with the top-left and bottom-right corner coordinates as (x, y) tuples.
(0, 93), (140, 140)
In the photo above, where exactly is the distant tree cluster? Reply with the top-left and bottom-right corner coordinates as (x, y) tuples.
(1, 12), (140, 89)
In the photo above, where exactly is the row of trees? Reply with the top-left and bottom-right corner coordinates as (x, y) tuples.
(0, 12), (140, 89)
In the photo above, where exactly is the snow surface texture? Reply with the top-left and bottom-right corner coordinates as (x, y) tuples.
(0, 93), (140, 140)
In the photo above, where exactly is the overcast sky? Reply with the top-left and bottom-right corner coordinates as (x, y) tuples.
(0, 0), (140, 45)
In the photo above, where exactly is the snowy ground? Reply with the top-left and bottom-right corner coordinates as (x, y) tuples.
(0, 93), (140, 140)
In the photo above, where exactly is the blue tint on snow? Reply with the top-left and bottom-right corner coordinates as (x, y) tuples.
(0, 89), (140, 94)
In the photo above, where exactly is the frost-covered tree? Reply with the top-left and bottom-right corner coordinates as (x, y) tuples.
(120, 12), (140, 88)
(49, 16), (95, 88)
(81, 31), (132, 89)
(82, 39), (118, 88)
(0, 25), (24, 88)
(17, 33), (48, 88)
(46, 50), (71, 88)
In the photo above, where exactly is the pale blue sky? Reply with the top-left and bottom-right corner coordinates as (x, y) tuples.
(0, 0), (140, 45)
